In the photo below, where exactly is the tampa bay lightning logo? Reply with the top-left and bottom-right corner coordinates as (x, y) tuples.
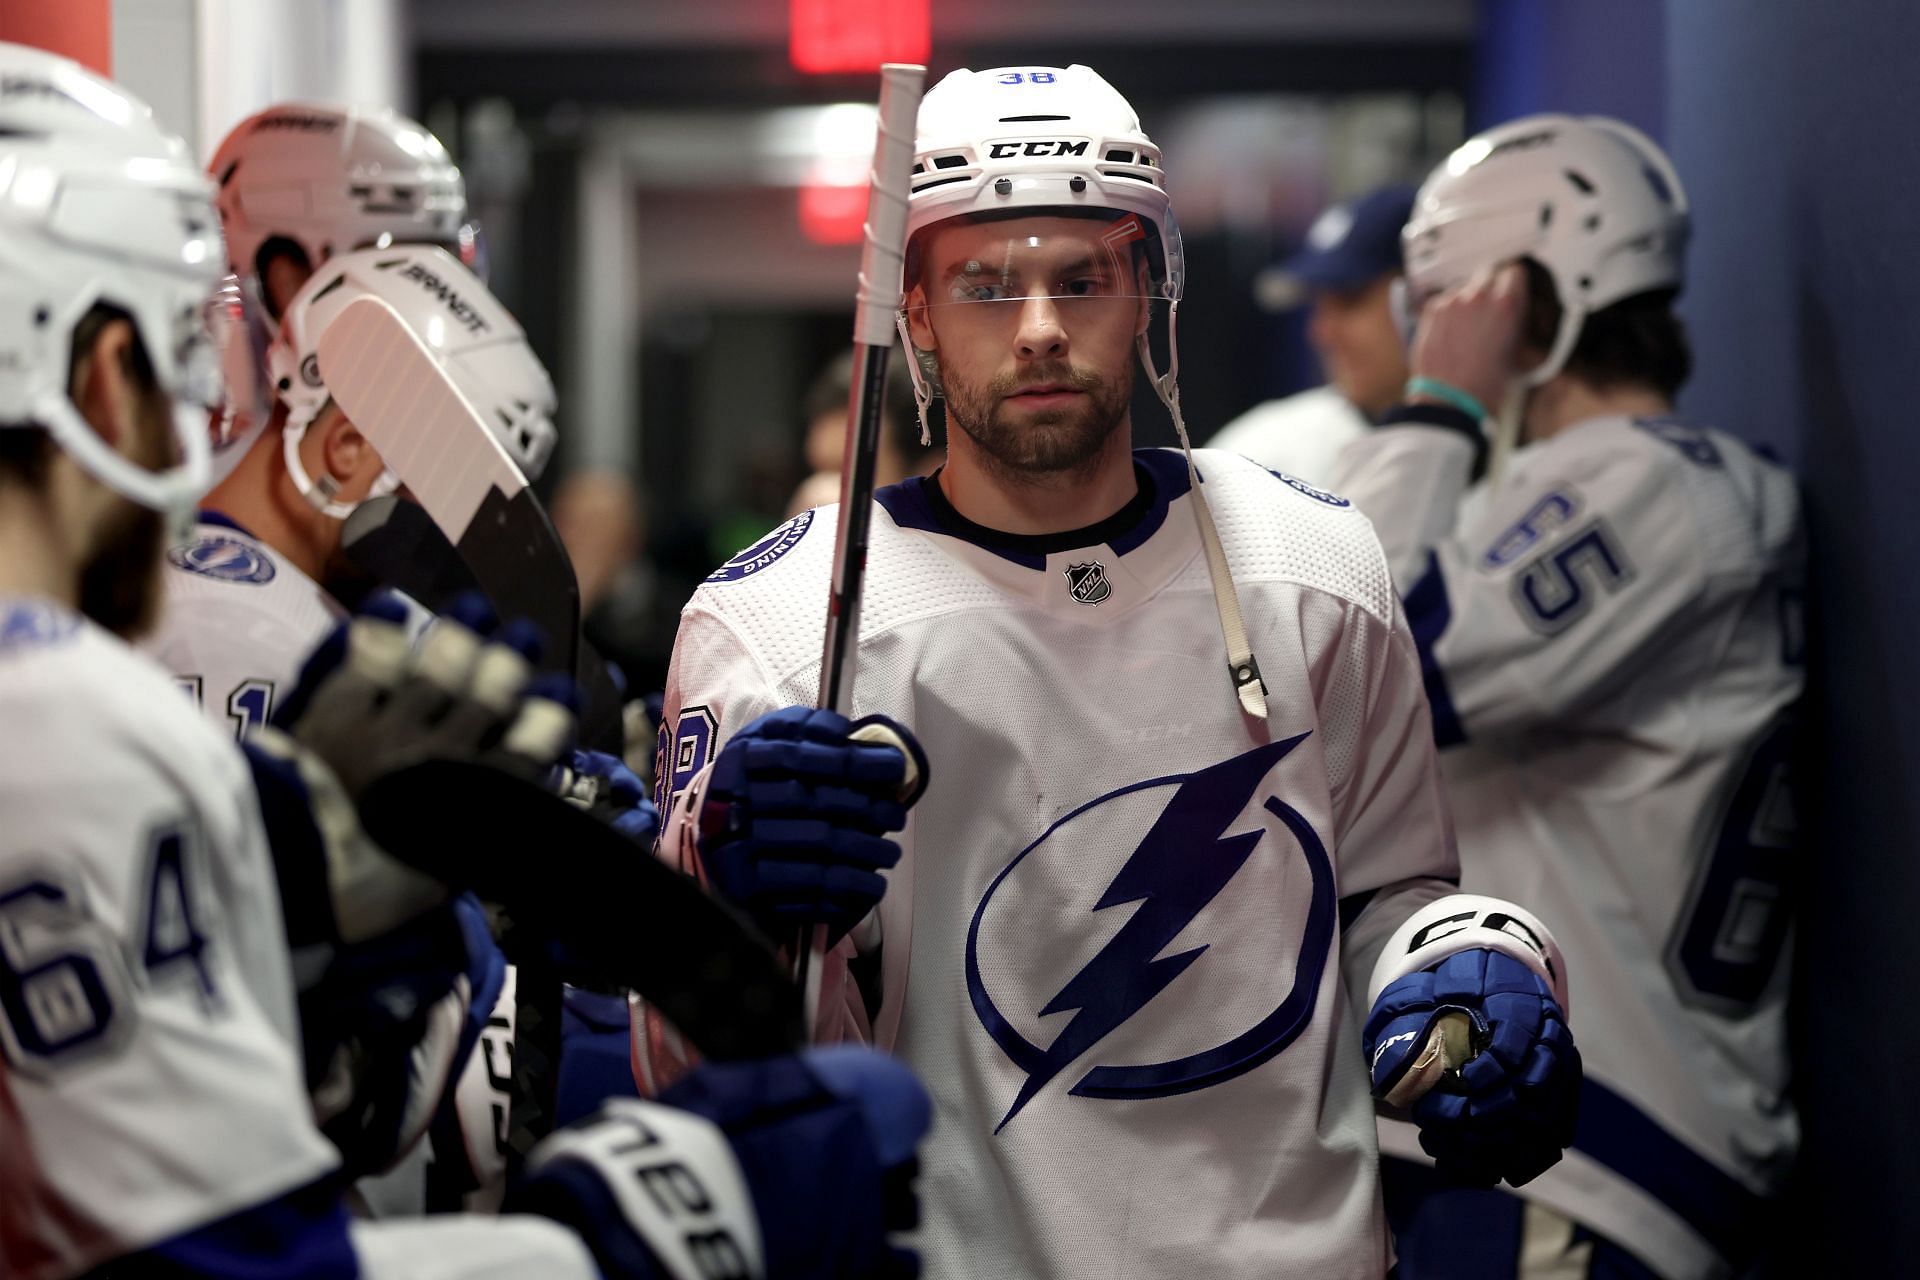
(706, 510), (814, 584)
(1270, 470), (1352, 508)
(967, 734), (1335, 1130)
(166, 535), (276, 584)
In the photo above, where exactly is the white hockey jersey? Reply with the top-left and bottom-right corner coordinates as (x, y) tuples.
(650, 448), (1471, 1280)
(145, 514), (343, 740)
(1205, 385), (1372, 488)
(1332, 415), (1804, 1280)
(0, 597), (338, 1279)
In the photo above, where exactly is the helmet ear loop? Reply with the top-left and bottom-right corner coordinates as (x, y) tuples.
(894, 308), (940, 449)
(1483, 296), (1585, 486)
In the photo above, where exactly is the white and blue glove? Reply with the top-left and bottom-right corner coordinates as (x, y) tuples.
(1363, 896), (1580, 1188)
(699, 707), (928, 945)
(512, 1045), (931, 1280)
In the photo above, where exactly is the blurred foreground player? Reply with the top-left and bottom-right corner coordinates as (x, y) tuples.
(1331, 117), (1804, 1280)
(0, 46), (929, 1280)
(643, 64), (1581, 1279)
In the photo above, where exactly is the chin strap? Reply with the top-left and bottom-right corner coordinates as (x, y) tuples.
(1139, 301), (1268, 729)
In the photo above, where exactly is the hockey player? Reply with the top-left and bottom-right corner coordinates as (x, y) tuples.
(147, 242), (557, 743)
(643, 65), (1581, 1279)
(1329, 117), (1804, 1279)
(1208, 183), (1416, 485)
(0, 45), (928, 1280)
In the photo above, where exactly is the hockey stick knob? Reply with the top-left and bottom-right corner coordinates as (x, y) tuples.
(1383, 1009), (1475, 1108)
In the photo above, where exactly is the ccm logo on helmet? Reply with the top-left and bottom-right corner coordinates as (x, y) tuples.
(987, 139), (1090, 160)
(380, 261), (491, 336)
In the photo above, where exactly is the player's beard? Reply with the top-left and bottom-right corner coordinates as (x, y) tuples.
(78, 402), (170, 640)
(940, 357), (1132, 480)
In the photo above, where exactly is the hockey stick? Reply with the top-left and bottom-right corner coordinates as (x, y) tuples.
(316, 296), (622, 751)
(795, 63), (928, 1022)
(357, 759), (803, 1066)
(315, 296), (620, 1158)
(339, 494), (482, 606)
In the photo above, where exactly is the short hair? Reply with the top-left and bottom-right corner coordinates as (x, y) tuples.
(1522, 259), (1692, 398)
(0, 303), (157, 489)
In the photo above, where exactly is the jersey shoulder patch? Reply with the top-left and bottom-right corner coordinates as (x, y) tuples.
(705, 509), (816, 584)
(166, 533), (277, 585)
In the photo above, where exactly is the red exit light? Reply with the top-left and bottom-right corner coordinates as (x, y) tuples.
(789, 0), (929, 75)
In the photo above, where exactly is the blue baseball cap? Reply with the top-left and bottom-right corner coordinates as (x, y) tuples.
(1255, 183), (1418, 311)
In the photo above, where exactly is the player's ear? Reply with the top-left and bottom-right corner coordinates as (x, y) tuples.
(904, 284), (937, 352)
(70, 314), (142, 452)
(316, 403), (376, 486)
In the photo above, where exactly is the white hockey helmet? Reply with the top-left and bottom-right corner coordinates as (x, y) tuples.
(0, 42), (224, 517)
(897, 65), (1185, 431)
(268, 244), (557, 518)
(210, 103), (477, 298)
(1403, 114), (1690, 385)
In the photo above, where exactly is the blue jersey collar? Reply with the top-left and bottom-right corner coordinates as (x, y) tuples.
(875, 449), (1193, 570)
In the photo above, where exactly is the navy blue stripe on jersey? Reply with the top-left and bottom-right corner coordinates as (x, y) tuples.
(1574, 1076), (1764, 1267)
(195, 508), (258, 538)
(1403, 552), (1468, 748)
(104, 1177), (356, 1277)
(874, 449), (1192, 569)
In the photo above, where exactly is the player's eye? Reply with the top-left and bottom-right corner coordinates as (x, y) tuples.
(951, 280), (1015, 304)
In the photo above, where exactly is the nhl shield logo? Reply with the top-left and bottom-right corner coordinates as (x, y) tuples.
(1064, 561), (1112, 606)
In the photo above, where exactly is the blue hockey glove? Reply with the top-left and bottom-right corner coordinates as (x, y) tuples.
(558, 748), (661, 844)
(1364, 948), (1580, 1188)
(307, 892), (505, 1178)
(512, 1045), (931, 1280)
(700, 707), (927, 945)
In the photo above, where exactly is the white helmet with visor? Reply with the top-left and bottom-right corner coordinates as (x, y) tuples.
(898, 64), (1185, 436)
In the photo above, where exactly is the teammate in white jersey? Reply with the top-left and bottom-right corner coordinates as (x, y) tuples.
(640, 65), (1583, 1279)
(1329, 116), (1805, 1280)
(0, 46), (931, 1280)
(1207, 184), (1414, 486)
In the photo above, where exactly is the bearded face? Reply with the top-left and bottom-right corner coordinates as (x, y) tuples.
(906, 213), (1150, 483)
(80, 390), (171, 639)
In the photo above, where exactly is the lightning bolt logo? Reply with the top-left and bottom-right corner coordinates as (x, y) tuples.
(967, 733), (1336, 1131)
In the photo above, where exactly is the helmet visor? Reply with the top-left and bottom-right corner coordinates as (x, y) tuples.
(907, 213), (1156, 338)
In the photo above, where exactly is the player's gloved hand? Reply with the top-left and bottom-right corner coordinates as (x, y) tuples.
(309, 892), (506, 1179)
(557, 748), (660, 845)
(511, 1046), (931, 1280)
(1364, 947), (1580, 1188)
(699, 707), (928, 946)
(249, 591), (579, 945)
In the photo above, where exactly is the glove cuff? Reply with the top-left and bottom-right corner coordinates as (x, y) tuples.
(1367, 894), (1568, 1015)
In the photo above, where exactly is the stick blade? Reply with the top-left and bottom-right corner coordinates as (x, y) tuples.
(315, 294), (526, 538)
